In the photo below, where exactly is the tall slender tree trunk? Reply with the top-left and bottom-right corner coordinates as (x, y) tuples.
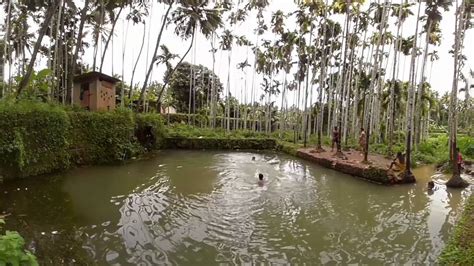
(316, 17), (328, 151)
(68, 0), (91, 103)
(336, 5), (352, 155)
(414, 20), (433, 145)
(17, 1), (59, 96)
(447, 0), (468, 188)
(388, 0), (404, 155)
(156, 28), (195, 105)
(93, 0), (104, 70)
(100, 6), (123, 72)
(401, 0), (422, 183)
(210, 34), (218, 128)
(139, 3), (173, 106)
(51, 0), (64, 100)
(130, 23), (147, 102)
(303, 24), (314, 147)
(364, 0), (388, 163)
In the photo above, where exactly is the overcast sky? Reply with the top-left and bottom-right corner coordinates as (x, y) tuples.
(2, 0), (473, 107)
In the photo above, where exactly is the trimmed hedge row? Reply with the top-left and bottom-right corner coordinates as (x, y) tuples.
(68, 110), (140, 165)
(0, 102), (70, 178)
(0, 102), (165, 179)
(165, 137), (277, 150)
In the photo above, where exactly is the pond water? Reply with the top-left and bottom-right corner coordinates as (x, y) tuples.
(0, 150), (472, 265)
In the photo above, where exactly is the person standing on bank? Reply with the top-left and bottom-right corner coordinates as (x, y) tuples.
(331, 126), (340, 152)
(359, 128), (366, 156)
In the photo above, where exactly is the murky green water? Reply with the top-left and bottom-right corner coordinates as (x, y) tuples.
(1, 150), (472, 265)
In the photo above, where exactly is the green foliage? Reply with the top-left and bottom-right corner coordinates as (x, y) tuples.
(166, 137), (276, 150)
(0, 101), (70, 178)
(166, 62), (224, 113)
(439, 196), (474, 265)
(0, 219), (39, 266)
(68, 109), (140, 164)
(0, 102), (167, 178)
(136, 113), (166, 150)
(276, 141), (302, 156)
(15, 69), (55, 101)
(166, 124), (270, 139)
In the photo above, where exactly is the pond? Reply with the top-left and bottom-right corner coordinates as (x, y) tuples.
(0, 150), (472, 264)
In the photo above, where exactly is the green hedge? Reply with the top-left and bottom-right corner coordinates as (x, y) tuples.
(68, 109), (140, 165)
(0, 102), (70, 178)
(0, 102), (166, 179)
(165, 137), (277, 150)
(136, 113), (166, 150)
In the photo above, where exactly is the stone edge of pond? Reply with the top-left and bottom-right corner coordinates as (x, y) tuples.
(295, 149), (391, 185)
(438, 195), (474, 265)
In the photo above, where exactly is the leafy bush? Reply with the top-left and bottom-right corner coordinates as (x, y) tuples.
(0, 101), (70, 178)
(68, 109), (140, 164)
(166, 137), (276, 150)
(136, 113), (166, 150)
(0, 219), (38, 265)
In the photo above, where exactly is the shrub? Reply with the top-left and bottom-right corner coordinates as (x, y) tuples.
(0, 219), (38, 265)
(68, 109), (140, 164)
(0, 101), (70, 178)
(135, 113), (166, 150)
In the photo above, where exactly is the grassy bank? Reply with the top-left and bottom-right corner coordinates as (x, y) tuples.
(439, 195), (474, 265)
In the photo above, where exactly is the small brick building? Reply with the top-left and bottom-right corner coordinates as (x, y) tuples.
(73, 72), (120, 111)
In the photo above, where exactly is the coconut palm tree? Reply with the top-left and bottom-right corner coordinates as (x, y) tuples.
(414, 0), (452, 145)
(387, 0), (413, 155)
(446, 0), (470, 188)
(363, 0), (390, 163)
(401, 0), (423, 183)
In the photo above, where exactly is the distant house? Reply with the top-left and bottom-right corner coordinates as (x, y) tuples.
(73, 72), (120, 111)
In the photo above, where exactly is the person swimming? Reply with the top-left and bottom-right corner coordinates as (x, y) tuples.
(258, 173), (264, 186)
(427, 181), (435, 190)
(252, 156), (256, 161)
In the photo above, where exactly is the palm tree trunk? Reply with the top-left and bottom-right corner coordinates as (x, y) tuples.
(17, 2), (59, 96)
(93, 0), (104, 71)
(156, 28), (195, 106)
(130, 23), (147, 102)
(364, 1), (389, 162)
(414, 20), (433, 145)
(3, 0), (12, 96)
(447, 0), (468, 188)
(402, 0), (422, 182)
(140, 3), (173, 106)
(51, 0), (64, 100)
(100, 6), (123, 72)
(388, 0), (404, 155)
(210, 33), (217, 128)
(68, 0), (90, 103)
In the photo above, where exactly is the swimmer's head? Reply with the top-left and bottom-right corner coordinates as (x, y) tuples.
(428, 181), (434, 190)
(252, 156), (256, 161)
(258, 173), (264, 180)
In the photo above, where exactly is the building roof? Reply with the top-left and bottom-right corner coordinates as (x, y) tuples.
(73, 71), (121, 84)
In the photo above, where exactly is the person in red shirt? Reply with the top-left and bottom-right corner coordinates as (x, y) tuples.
(457, 148), (464, 172)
